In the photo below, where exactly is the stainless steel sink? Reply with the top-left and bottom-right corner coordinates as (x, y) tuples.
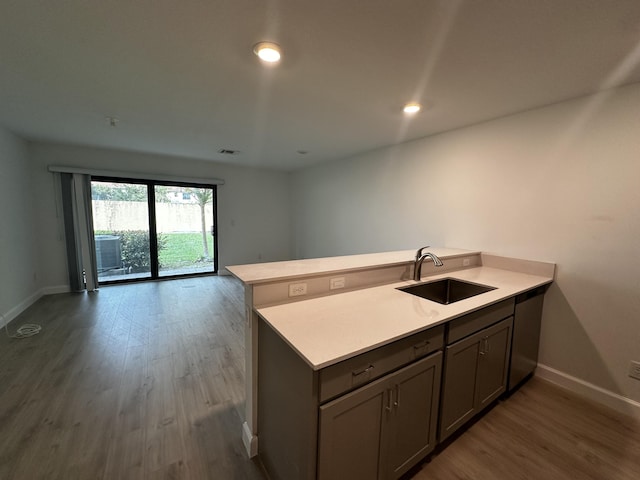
(397, 278), (496, 305)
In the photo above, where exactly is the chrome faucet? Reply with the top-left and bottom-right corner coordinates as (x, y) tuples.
(413, 246), (444, 281)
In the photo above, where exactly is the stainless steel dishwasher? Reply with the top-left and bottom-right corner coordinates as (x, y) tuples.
(507, 285), (548, 392)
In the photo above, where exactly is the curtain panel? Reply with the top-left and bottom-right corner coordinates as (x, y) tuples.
(59, 173), (98, 292)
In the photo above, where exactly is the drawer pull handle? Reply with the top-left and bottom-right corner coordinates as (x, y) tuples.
(352, 365), (374, 378)
(394, 384), (400, 408)
(385, 388), (393, 412)
(413, 340), (430, 354)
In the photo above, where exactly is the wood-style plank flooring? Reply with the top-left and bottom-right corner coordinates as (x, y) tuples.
(413, 377), (640, 480)
(0, 276), (264, 479)
(1, 276), (639, 479)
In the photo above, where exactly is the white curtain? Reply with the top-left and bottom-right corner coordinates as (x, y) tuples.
(60, 173), (98, 291)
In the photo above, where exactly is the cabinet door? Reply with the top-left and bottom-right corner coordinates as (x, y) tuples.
(385, 352), (442, 479)
(318, 352), (443, 480)
(475, 316), (513, 410)
(318, 375), (389, 480)
(439, 333), (482, 442)
(440, 317), (514, 442)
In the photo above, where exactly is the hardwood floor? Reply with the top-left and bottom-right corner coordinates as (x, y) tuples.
(0, 276), (264, 480)
(411, 377), (640, 480)
(2, 276), (639, 479)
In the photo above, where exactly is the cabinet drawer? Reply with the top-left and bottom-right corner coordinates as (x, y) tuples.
(319, 325), (444, 403)
(447, 298), (515, 344)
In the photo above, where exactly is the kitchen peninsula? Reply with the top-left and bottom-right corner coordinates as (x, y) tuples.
(227, 248), (555, 479)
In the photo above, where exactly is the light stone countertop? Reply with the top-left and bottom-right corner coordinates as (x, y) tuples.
(255, 266), (553, 370)
(226, 247), (475, 284)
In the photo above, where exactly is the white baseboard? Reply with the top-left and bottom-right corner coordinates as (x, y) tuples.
(1, 285), (71, 328)
(536, 363), (640, 420)
(41, 284), (71, 295)
(1, 289), (43, 328)
(242, 421), (258, 458)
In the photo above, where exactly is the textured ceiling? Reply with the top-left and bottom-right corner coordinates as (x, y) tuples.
(2, 0), (640, 171)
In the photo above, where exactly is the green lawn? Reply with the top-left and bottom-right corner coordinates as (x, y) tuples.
(159, 232), (214, 269)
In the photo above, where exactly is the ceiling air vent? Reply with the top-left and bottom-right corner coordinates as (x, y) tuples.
(218, 148), (239, 155)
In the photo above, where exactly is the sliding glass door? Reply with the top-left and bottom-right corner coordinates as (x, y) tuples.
(91, 178), (217, 284)
(91, 181), (152, 283)
(155, 185), (216, 277)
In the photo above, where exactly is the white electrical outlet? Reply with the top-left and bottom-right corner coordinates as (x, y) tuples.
(629, 361), (640, 380)
(289, 283), (308, 297)
(330, 277), (346, 290)
(462, 258), (471, 267)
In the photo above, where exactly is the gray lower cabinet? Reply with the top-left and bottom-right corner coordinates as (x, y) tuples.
(258, 318), (444, 480)
(258, 296), (525, 479)
(439, 316), (513, 442)
(317, 351), (442, 480)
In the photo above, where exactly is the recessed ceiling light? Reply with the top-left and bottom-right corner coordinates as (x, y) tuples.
(403, 103), (422, 114)
(253, 42), (281, 63)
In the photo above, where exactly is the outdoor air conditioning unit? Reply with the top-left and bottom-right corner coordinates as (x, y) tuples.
(95, 235), (122, 272)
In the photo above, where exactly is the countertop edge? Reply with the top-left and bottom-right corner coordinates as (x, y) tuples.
(256, 267), (554, 371)
(226, 248), (479, 284)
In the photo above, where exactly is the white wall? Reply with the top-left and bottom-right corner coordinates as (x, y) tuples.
(291, 83), (640, 403)
(28, 142), (292, 289)
(0, 127), (40, 325)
